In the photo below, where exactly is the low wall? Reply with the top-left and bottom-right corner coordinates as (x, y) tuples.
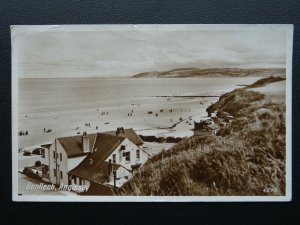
(138, 135), (182, 143)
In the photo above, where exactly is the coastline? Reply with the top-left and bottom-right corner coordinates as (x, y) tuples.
(18, 77), (262, 149)
(17, 77), (287, 196)
(118, 78), (287, 196)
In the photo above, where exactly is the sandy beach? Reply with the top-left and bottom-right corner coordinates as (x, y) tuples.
(18, 96), (216, 148)
(17, 77), (263, 149)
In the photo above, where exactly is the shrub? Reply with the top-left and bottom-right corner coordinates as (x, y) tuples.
(35, 161), (41, 167)
(23, 150), (31, 156)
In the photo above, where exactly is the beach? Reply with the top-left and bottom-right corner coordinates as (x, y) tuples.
(18, 77), (262, 149)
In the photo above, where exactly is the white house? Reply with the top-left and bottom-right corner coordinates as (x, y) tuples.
(40, 133), (97, 185)
(40, 127), (150, 192)
(69, 131), (150, 191)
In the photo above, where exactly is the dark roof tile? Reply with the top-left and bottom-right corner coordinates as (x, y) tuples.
(57, 133), (97, 158)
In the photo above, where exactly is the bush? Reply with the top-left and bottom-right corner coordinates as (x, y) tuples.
(32, 148), (42, 155)
(216, 127), (230, 137)
(35, 161), (41, 167)
(23, 150), (31, 156)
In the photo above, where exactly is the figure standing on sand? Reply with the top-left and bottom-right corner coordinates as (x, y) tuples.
(100, 112), (109, 116)
(45, 129), (52, 133)
(19, 130), (29, 136)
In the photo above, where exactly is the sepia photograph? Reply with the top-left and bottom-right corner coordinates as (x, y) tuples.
(11, 24), (293, 201)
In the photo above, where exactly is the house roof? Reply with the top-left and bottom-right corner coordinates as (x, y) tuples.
(194, 119), (212, 130)
(40, 143), (52, 149)
(57, 133), (97, 158)
(69, 133), (126, 184)
(92, 133), (125, 162)
(102, 128), (143, 145)
(69, 161), (121, 184)
(207, 123), (220, 130)
(56, 128), (142, 159)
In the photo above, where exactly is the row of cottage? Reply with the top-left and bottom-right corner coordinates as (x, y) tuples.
(193, 110), (235, 137)
(33, 127), (150, 194)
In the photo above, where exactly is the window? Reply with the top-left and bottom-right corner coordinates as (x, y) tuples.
(136, 149), (140, 160)
(124, 152), (130, 162)
(60, 171), (63, 179)
(53, 151), (55, 159)
(73, 176), (77, 184)
(112, 154), (116, 163)
(60, 153), (62, 161)
(119, 151), (122, 162)
(79, 178), (82, 185)
(54, 169), (56, 177)
(120, 145), (125, 150)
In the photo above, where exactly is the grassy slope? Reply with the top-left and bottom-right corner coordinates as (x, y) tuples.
(117, 76), (286, 196)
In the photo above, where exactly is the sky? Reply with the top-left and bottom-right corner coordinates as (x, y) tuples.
(13, 25), (289, 78)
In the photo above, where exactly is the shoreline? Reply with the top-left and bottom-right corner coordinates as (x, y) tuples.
(17, 77), (263, 149)
(18, 96), (217, 148)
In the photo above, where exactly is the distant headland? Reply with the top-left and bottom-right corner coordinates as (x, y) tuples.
(131, 67), (286, 78)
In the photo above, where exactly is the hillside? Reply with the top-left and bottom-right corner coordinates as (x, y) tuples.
(206, 76), (286, 115)
(117, 77), (286, 196)
(132, 67), (286, 78)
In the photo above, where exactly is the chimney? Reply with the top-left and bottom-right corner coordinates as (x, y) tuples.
(116, 127), (125, 137)
(82, 131), (90, 153)
(108, 159), (113, 182)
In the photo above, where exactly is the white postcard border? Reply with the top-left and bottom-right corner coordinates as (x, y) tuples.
(11, 24), (293, 202)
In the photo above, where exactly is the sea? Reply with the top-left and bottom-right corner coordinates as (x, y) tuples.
(18, 77), (261, 114)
